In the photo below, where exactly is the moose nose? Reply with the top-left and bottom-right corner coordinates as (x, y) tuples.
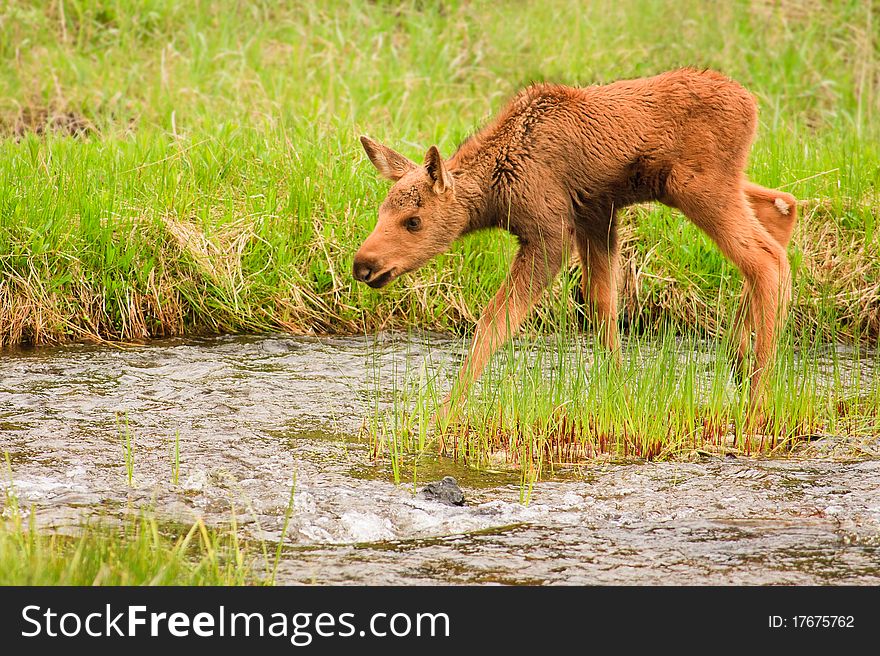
(353, 258), (376, 283)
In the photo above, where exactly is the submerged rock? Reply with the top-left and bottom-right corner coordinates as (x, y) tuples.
(419, 477), (465, 506)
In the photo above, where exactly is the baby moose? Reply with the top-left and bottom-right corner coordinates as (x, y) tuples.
(353, 68), (796, 421)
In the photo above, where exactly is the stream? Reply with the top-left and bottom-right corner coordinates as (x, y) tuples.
(1, 333), (878, 584)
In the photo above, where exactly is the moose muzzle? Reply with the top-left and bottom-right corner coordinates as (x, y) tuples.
(352, 254), (394, 289)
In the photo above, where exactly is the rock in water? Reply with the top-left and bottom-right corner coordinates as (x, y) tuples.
(419, 476), (465, 506)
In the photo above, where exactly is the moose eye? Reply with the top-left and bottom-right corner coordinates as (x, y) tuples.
(404, 216), (422, 232)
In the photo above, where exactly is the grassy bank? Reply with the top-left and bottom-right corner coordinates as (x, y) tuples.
(0, 0), (878, 346)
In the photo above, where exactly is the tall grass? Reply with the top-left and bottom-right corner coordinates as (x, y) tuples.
(0, 0), (877, 345)
(365, 271), (880, 478)
(367, 330), (880, 478)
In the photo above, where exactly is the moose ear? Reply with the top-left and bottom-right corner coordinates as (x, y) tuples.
(424, 145), (453, 195)
(360, 136), (416, 181)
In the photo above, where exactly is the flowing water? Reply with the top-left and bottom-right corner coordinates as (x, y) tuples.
(1, 333), (879, 584)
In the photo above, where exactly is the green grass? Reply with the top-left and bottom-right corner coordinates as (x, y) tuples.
(1, 463), (299, 585)
(0, 0), (877, 345)
(366, 322), (880, 482)
(0, 503), (259, 585)
(117, 412), (134, 486)
(171, 428), (180, 485)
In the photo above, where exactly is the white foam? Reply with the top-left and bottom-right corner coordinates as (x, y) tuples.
(340, 510), (396, 542)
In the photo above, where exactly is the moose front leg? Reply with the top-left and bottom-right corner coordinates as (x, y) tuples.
(438, 241), (564, 423)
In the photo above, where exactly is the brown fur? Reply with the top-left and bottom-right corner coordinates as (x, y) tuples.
(354, 68), (797, 419)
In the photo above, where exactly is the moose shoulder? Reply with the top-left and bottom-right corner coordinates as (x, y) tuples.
(354, 68), (797, 420)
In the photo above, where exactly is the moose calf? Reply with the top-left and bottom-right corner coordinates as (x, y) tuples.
(354, 68), (796, 419)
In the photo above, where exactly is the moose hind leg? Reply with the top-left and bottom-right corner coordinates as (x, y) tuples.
(731, 182), (796, 381)
(672, 182), (791, 414)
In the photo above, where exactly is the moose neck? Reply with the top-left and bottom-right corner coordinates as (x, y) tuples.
(448, 147), (496, 236)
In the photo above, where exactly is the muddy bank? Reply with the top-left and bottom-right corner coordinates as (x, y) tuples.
(1, 333), (878, 584)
